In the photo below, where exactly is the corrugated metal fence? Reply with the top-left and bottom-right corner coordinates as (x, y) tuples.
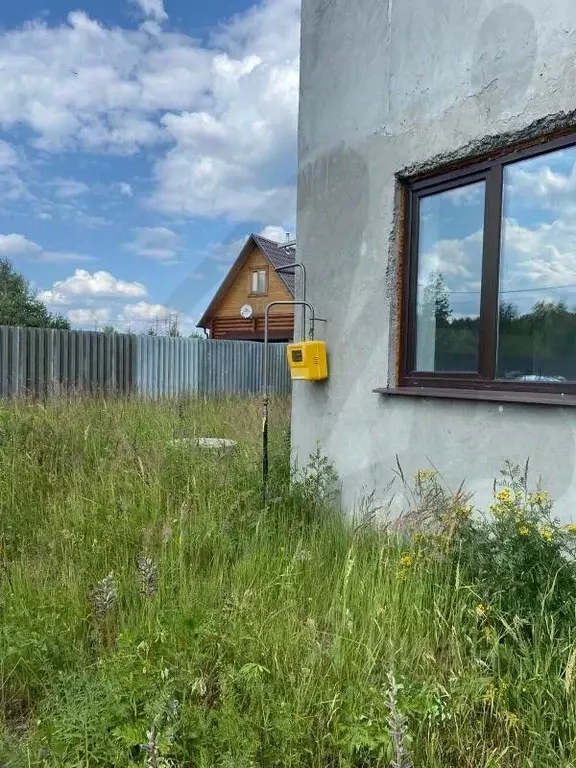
(135, 336), (289, 398)
(0, 326), (290, 398)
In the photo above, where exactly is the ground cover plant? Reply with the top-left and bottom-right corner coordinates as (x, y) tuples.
(1, 396), (576, 766)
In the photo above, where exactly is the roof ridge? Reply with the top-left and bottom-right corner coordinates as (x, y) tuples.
(253, 233), (282, 245)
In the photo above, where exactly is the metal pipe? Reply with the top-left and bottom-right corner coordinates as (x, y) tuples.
(263, 300), (315, 398)
(275, 262), (307, 337)
(262, 299), (315, 499)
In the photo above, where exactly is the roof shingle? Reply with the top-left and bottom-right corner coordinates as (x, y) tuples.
(252, 234), (296, 296)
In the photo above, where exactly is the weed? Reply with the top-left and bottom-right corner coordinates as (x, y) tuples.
(0, 397), (574, 767)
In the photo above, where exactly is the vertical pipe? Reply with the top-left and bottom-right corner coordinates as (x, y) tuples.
(262, 300), (315, 497)
(262, 309), (269, 503)
(275, 262), (307, 341)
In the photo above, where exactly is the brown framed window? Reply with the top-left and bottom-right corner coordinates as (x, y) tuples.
(250, 268), (267, 295)
(401, 132), (576, 396)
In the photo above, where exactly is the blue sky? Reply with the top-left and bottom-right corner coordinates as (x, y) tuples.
(0, 0), (299, 333)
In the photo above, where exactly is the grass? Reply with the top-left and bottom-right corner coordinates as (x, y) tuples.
(0, 396), (575, 766)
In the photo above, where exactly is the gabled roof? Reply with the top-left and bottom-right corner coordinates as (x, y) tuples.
(252, 235), (296, 295)
(197, 234), (296, 328)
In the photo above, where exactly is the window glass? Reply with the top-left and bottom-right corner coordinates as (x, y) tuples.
(498, 146), (576, 383)
(415, 182), (485, 372)
(251, 270), (266, 293)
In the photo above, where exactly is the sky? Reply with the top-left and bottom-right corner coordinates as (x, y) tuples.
(0, 0), (300, 333)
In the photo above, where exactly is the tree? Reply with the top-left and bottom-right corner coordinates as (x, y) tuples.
(422, 271), (452, 326)
(499, 301), (519, 325)
(100, 325), (116, 334)
(0, 258), (70, 329)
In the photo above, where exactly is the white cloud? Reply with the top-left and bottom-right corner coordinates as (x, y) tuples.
(0, 140), (18, 168)
(65, 300), (196, 334)
(508, 159), (576, 201)
(506, 152), (576, 221)
(501, 217), (576, 291)
(443, 182), (484, 206)
(120, 300), (172, 321)
(419, 230), (484, 317)
(0, 233), (41, 256)
(125, 226), (181, 261)
(68, 307), (111, 325)
(152, 5), (300, 221)
(72, 211), (110, 228)
(51, 178), (89, 198)
(38, 269), (147, 305)
(132, 0), (168, 23)
(420, 214), (576, 317)
(0, 11), (210, 153)
(421, 230), (483, 281)
(117, 301), (197, 335)
(38, 198), (110, 229)
(0, 169), (31, 202)
(3, 15), (201, 148)
(117, 182), (133, 197)
(0, 0), (299, 223)
(259, 225), (292, 243)
(0, 232), (93, 262)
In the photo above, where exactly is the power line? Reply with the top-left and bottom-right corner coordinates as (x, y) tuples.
(447, 283), (576, 295)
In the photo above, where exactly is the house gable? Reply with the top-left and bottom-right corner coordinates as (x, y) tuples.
(198, 236), (294, 329)
(215, 245), (293, 319)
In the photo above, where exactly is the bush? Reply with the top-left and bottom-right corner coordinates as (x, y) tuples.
(410, 461), (576, 634)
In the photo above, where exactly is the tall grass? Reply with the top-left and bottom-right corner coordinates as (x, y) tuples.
(0, 397), (575, 766)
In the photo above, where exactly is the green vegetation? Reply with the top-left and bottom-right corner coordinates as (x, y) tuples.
(0, 258), (70, 329)
(1, 397), (576, 766)
(423, 270), (576, 378)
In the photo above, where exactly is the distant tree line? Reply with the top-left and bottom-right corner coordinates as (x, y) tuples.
(423, 271), (576, 378)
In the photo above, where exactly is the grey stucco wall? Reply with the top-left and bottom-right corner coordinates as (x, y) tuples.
(292, 0), (576, 519)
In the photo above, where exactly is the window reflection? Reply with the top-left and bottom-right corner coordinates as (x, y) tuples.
(415, 182), (485, 372)
(498, 146), (576, 383)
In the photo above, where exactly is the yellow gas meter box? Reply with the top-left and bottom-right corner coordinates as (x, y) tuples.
(287, 340), (328, 381)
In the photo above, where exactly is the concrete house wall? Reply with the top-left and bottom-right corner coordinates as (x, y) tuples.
(292, 0), (576, 520)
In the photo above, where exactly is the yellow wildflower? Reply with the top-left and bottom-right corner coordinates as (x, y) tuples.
(534, 491), (549, 504)
(400, 552), (413, 568)
(475, 603), (490, 619)
(483, 683), (496, 706)
(540, 527), (554, 542)
(495, 488), (512, 503)
(518, 525), (530, 536)
(415, 469), (437, 483)
(412, 532), (426, 543)
(567, 523), (576, 534)
(502, 710), (520, 728)
(483, 625), (495, 641)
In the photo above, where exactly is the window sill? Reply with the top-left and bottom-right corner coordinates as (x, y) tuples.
(374, 387), (576, 407)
